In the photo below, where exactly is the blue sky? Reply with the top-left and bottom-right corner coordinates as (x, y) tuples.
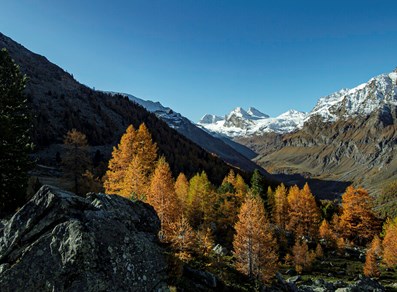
(1, 0), (397, 121)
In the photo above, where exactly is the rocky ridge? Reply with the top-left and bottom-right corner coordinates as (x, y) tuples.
(0, 185), (168, 291)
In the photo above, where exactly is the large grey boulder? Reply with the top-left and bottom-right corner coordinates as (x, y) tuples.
(0, 185), (168, 291)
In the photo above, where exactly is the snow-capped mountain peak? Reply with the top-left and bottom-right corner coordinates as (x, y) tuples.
(277, 109), (306, 119)
(247, 107), (269, 118)
(307, 70), (397, 122)
(227, 107), (250, 119)
(198, 106), (308, 137)
(199, 114), (223, 124)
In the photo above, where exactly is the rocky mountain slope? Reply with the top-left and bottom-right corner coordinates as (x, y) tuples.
(236, 69), (397, 194)
(0, 185), (168, 291)
(199, 70), (397, 139)
(0, 32), (269, 184)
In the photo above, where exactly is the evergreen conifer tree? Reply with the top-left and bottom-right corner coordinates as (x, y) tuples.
(0, 48), (33, 216)
(250, 169), (263, 197)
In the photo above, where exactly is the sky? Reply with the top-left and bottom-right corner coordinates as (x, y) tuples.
(1, 0), (397, 122)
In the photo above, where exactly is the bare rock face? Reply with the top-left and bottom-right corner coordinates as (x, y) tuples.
(0, 185), (168, 291)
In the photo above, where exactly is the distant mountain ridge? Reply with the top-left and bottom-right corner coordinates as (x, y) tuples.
(199, 69), (397, 139)
(0, 31), (271, 184)
(234, 68), (397, 194)
(107, 92), (268, 175)
(198, 107), (307, 137)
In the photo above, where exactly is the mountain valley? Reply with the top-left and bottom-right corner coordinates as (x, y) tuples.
(1, 29), (397, 291)
(200, 70), (397, 195)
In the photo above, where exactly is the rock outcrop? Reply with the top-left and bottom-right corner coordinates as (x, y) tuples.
(274, 273), (386, 292)
(0, 185), (168, 291)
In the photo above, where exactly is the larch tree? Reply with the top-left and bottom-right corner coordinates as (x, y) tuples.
(267, 186), (275, 216)
(63, 129), (90, 195)
(339, 186), (381, 245)
(188, 171), (215, 228)
(222, 169), (236, 186)
(196, 226), (215, 257)
(0, 48), (33, 216)
(234, 174), (248, 196)
(273, 183), (289, 230)
(133, 123), (158, 176)
(174, 173), (190, 214)
(315, 243), (324, 259)
(287, 183), (321, 239)
(121, 155), (147, 200)
(319, 219), (336, 248)
(292, 240), (316, 274)
(382, 217), (397, 268)
(104, 125), (137, 195)
(169, 215), (196, 261)
(233, 195), (279, 283)
(148, 157), (179, 241)
(104, 123), (158, 196)
(363, 235), (382, 278)
(215, 174), (243, 247)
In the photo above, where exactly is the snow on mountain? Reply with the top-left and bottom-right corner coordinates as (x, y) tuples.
(108, 92), (186, 128)
(199, 69), (397, 138)
(307, 70), (397, 121)
(247, 107), (269, 119)
(199, 114), (223, 124)
(198, 107), (308, 137)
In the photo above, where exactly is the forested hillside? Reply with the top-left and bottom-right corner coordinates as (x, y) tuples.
(0, 32), (269, 185)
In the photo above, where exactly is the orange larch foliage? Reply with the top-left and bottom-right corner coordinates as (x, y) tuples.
(364, 235), (382, 278)
(174, 173), (190, 215)
(104, 125), (136, 195)
(315, 243), (324, 259)
(169, 215), (196, 261)
(187, 171), (215, 228)
(234, 174), (248, 196)
(133, 123), (158, 175)
(104, 123), (158, 197)
(233, 195), (278, 283)
(222, 169), (236, 186)
(196, 227), (215, 257)
(273, 183), (288, 230)
(382, 217), (397, 268)
(121, 155), (147, 200)
(147, 157), (179, 241)
(339, 186), (381, 245)
(319, 219), (336, 248)
(287, 183), (321, 239)
(292, 240), (316, 274)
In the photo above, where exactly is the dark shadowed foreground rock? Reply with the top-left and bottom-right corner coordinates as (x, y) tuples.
(0, 185), (168, 291)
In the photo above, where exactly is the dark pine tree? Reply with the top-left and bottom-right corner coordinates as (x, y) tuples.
(250, 169), (264, 197)
(0, 48), (33, 217)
